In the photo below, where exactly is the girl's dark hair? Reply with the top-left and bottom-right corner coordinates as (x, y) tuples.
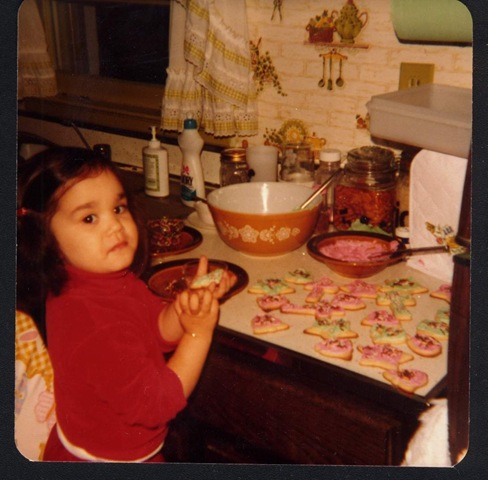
(17, 147), (148, 336)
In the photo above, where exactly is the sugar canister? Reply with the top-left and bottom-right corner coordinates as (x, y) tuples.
(333, 146), (396, 233)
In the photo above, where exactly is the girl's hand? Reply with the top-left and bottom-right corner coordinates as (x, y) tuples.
(174, 288), (219, 339)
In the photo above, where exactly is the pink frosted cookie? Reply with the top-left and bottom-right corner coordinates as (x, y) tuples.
(430, 284), (451, 303)
(248, 278), (295, 295)
(361, 310), (400, 327)
(251, 314), (290, 335)
(383, 368), (429, 393)
(284, 268), (314, 285)
(304, 276), (340, 297)
(357, 344), (413, 370)
(340, 280), (379, 299)
(314, 301), (346, 321)
(280, 302), (316, 315)
(314, 338), (353, 361)
(376, 291), (416, 321)
(379, 277), (429, 296)
(331, 293), (366, 311)
(370, 324), (407, 345)
(304, 318), (358, 340)
(407, 334), (442, 357)
(256, 295), (290, 312)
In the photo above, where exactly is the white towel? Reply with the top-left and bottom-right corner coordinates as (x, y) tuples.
(407, 149), (468, 283)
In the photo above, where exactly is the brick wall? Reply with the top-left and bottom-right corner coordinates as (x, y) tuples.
(245, 0), (472, 153)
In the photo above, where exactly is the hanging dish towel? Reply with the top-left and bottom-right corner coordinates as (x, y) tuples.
(162, 0), (258, 137)
(407, 149), (468, 283)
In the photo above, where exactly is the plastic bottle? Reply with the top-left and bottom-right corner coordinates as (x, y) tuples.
(178, 118), (205, 206)
(314, 148), (342, 233)
(143, 126), (169, 197)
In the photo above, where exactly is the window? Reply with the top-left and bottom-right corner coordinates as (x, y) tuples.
(22, 0), (172, 134)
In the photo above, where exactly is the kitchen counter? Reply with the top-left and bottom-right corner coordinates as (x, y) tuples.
(127, 175), (452, 464)
(147, 222), (449, 464)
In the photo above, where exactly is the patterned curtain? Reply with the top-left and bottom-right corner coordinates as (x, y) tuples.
(18, 0), (57, 100)
(161, 0), (258, 137)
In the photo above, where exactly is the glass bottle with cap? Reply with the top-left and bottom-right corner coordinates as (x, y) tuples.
(333, 146), (397, 233)
(220, 148), (250, 186)
(314, 148), (342, 233)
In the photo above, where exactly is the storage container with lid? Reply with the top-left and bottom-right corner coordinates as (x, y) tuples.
(333, 146), (397, 233)
(220, 148), (249, 186)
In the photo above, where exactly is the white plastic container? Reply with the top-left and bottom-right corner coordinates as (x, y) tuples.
(366, 84), (472, 159)
(143, 126), (169, 197)
(178, 118), (205, 206)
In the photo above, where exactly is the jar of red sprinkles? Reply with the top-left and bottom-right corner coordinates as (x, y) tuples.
(333, 146), (397, 233)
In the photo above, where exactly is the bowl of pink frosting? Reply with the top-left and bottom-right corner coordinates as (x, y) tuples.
(307, 232), (402, 278)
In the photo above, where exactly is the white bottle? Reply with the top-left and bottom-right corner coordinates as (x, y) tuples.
(178, 118), (205, 206)
(143, 126), (169, 197)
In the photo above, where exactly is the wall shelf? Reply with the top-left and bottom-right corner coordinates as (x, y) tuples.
(305, 41), (369, 49)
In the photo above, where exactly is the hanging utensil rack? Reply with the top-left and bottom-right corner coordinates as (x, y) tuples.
(319, 49), (348, 90)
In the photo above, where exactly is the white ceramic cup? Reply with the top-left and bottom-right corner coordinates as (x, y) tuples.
(246, 145), (279, 182)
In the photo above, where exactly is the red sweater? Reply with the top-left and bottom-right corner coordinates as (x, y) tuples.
(46, 266), (187, 461)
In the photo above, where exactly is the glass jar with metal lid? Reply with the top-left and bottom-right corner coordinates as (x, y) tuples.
(333, 146), (397, 233)
(220, 148), (250, 186)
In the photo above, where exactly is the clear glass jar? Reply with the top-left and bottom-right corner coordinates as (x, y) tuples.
(220, 148), (250, 186)
(314, 148), (342, 233)
(280, 142), (314, 186)
(333, 146), (397, 233)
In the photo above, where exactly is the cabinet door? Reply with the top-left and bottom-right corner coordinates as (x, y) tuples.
(173, 348), (416, 465)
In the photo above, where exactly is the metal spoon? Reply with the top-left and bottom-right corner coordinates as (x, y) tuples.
(370, 245), (449, 261)
(336, 58), (344, 87)
(298, 168), (344, 210)
(318, 57), (326, 88)
(327, 57), (333, 91)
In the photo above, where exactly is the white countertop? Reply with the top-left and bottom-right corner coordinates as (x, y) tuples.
(156, 227), (449, 399)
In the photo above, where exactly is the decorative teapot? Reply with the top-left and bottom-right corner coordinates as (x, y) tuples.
(334, 0), (368, 44)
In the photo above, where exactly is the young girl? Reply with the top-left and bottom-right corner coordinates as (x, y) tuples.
(17, 146), (232, 462)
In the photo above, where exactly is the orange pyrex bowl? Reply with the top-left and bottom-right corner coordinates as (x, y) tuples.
(207, 182), (321, 256)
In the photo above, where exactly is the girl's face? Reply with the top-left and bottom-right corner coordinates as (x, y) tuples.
(50, 170), (139, 274)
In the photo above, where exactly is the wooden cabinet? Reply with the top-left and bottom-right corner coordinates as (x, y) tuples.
(163, 329), (431, 465)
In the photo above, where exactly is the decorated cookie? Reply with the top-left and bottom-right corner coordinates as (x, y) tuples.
(369, 324), (407, 345)
(251, 314), (290, 335)
(376, 291), (416, 321)
(190, 268), (224, 289)
(314, 301), (346, 321)
(430, 284), (451, 303)
(379, 277), (429, 296)
(304, 284), (326, 303)
(435, 307), (450, 323)
(407, 334), (442, 357)
(416, 318), (449, 341)
(314, 338), (353, 361)
(357, 344), (413, 370)
(383, 368), (429, 393)
(331, 293), (366, 311)
(256, 295), (291, 312)
(248, 278), (295, 295)
(280, 302), (317, 315)
(304, 276), (340, 295)
(360, 310), (400, 327)
(284, 268), (314, 285)
(340, 280), (379, 299)
(304, 318), (358, 340)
